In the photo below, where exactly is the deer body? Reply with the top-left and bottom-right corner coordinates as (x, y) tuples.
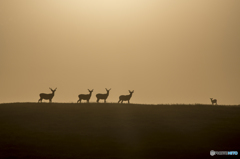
(77, 89), (93, 103)
(210, 98), (217, 105)
(118, 90), (134, 104)
(38, 88), (57, 103)
(96, 88), (111, 103)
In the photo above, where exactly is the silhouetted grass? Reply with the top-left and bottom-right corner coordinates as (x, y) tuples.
(0, 103), (240, 159)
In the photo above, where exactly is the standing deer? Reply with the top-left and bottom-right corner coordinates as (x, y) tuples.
(38, 88), (57, 103)
(77, 89), (94, 103)
(96, 88), (111, 103)
(210, 98), (217, 105)
(118, 90), (134, 104)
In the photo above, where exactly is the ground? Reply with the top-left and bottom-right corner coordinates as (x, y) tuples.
(0, 103), (240, 159)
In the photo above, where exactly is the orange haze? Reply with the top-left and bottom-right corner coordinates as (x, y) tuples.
(1, 0), (240, 104)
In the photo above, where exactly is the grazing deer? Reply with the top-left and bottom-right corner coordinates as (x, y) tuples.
(118, 90), (134, 104)
(96, 88), (111, 103)
(210, 98), (217, 105)
(77, 89), (94, 103)
(38, 88), (57, 103)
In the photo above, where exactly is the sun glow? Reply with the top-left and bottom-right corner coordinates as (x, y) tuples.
(48, 0), (160, 18)
(81, 0), (147, 10)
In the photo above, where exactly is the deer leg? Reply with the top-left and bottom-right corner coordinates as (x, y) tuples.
(97, 98), (99, 103)
(121, 100), (123, 104)
(128, 100), (130, 104)
(104, 99), (106, 103)
(38, 98), (42, 103)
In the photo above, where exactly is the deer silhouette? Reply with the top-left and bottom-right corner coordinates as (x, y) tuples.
(118, 90), (134, 104)
(96, 88), (111, 103)
(38, 88), (57, 103)
(210, 98), (217, 105)
(77, 89), (94, 103)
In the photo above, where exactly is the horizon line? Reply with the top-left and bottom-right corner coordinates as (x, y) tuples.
(0, 102), (239, 106)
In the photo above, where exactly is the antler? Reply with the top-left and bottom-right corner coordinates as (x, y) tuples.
(129, 90), (134, 93)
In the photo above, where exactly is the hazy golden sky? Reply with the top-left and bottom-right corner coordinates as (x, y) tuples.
(1, 0), (240, 104)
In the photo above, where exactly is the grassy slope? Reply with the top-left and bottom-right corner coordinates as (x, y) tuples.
(0, 103), (240, 159)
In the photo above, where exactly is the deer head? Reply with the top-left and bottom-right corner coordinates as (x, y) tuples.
(88, 89), (94, 93)
(106, 88), (111, 92)
(129, 90), (134, 94)
(49, 87), (57, 93)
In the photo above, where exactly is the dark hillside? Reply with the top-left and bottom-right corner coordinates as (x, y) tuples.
(0, 103), (240, 159)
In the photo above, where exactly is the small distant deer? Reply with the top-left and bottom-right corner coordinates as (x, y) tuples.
(38, 88), (57, 103)
(96, 88), (111, 103)
(118, 90), (134, 104)
(77, 89), (94, 103)
(210, 98), (217, 105)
